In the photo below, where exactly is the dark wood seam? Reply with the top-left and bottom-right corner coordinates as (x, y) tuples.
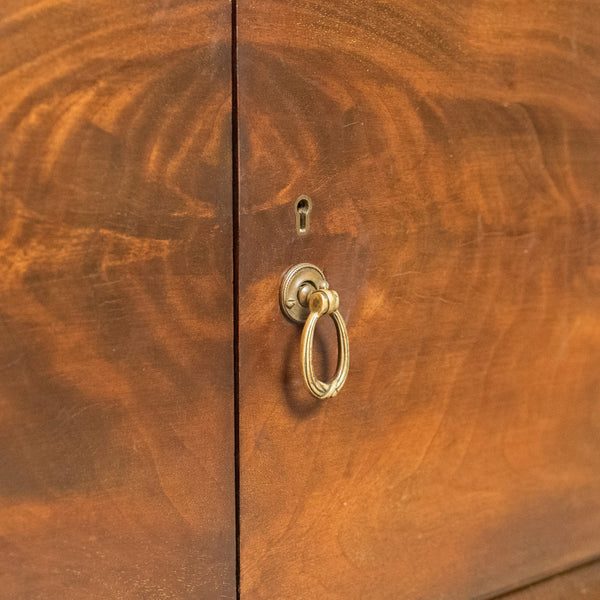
(231, 0), (241, 597)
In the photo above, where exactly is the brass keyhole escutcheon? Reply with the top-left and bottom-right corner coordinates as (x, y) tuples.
(295, 195), (312, 236)
(280, 263), (350, 399)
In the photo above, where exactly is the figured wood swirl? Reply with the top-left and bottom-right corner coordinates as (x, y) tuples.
(0, 1), (235, 598)
(237, 0), (600, 598)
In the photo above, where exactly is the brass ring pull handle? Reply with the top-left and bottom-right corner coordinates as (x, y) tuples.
(301, 289), (350, 398)
(280, 264), (350, 399)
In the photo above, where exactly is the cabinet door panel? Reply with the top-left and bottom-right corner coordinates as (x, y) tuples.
(237, 1), (600, 598)
(0, 2), (235, 598)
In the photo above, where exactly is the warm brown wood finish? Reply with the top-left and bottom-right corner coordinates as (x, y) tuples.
(237, 1), (600, 598)
(496, 559), (600, 599)
(0, 1), (235, 598)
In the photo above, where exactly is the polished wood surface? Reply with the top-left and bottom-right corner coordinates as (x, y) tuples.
(237, 1), (600, 598)
(0, 1), (235, 598)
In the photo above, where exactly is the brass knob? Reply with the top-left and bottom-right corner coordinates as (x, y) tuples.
(280, 264), (350, 399)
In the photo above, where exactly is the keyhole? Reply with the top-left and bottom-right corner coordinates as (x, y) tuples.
(299, 208), (307, 231)
(295, 195), (312, 236)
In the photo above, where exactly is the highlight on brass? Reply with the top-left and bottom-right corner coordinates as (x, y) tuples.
(295, 195), (312, 235)
(280, 263), (349, 399)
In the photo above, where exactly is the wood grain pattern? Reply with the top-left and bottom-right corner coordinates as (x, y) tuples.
(237, 0), (600, 598)
(0, 1), (235, 598)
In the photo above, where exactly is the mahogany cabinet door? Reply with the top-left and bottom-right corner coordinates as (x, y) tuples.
(0, 1), (236, 598)
(237, 1), (600, 598)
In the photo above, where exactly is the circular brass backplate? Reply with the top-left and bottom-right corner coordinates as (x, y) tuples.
(280, 263), (329, 323)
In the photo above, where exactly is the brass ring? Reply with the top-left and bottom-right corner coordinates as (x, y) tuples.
(300, 289), (350, 399)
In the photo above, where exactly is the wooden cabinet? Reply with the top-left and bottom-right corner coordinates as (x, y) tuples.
(1, 1), (600, 598)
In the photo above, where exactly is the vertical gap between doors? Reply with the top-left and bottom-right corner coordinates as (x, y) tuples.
(231, 0), (241, 597)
